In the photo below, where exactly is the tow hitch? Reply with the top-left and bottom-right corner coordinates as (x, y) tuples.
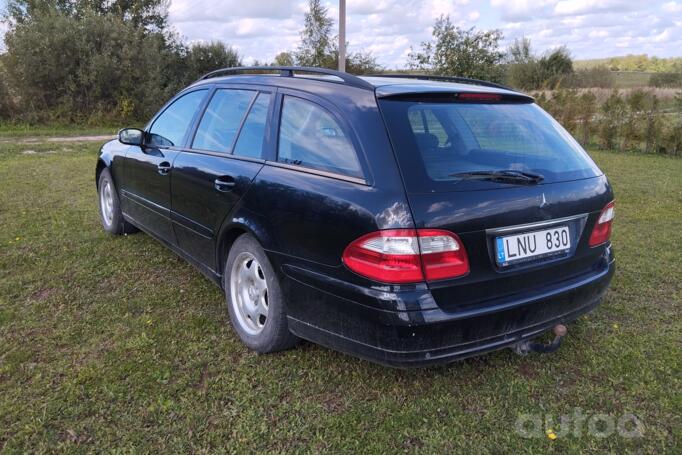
(512, 324), (568, 355)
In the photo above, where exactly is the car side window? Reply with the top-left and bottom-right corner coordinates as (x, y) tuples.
(233, 93), (271, 159)
(147, 89), (207, 147)
(277, 96), (362, 179)
(192, 89), (255, 153)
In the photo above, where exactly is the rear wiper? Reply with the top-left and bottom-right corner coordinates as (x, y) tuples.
(449, 170), (544, 185)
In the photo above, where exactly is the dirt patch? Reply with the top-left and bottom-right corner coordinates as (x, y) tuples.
(30, 288), (56, 301)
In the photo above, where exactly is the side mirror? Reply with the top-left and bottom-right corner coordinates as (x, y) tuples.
(118, 128), (144, 146)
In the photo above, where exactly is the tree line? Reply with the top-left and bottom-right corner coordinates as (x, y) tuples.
(0, 0), (382, 124)
(0, 0), (242, 123)
(1, 0), (681, 142)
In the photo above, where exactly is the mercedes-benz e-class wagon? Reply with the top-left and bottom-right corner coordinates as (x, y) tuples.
(96, 67), (615, 367)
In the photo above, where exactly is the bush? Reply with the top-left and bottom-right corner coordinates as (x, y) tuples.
(182, 41), (242, 86)
(564, 66), (615, 89)
(3, 10), (182, 123)
(660, 122), (682, 155)
(504, 39), (574, 90)
(537, 88), (676, 154)
(649, 72), (682, 88)
(0, 58), (16, 119)
(1, 8), (242, 124)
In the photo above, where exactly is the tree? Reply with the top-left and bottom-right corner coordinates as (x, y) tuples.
(0, 57), (16, 119)
(576, 91), (597, 146)
(507, 37), (532, 65)
(505, 38), (543, 89)
(407, 16), (505, 82)
(295, 0), (334, 68)
(291, 0), (381, 73)
(3, 8), (179, 122)
(1, 0), (242, 122)
(504, 39), (574, 90)
(183, 41), (241, 84)
(538, 46), (573, 87)
(273, 51), (294, 66)
(4, 0), (169, 31)
(342, 49), (381, 74)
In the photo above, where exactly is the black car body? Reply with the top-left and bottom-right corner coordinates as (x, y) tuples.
(96, 67), (615, 367)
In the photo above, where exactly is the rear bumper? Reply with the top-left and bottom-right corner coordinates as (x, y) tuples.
(279, 249), (615, 368)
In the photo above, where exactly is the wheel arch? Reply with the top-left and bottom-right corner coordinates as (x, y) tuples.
(95, 158), (108, 188)
(216, 214), (274, 279)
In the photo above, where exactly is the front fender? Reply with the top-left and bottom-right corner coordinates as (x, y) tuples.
(95, 139), (122, 187)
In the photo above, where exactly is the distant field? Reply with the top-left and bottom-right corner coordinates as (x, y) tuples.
(0, 135), (680, 452)
(532, 87), (680, 111)
(611, 71), (653, 88)
(574, 55), (682, 72)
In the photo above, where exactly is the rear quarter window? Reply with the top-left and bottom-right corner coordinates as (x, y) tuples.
(277, 96), (363, 179)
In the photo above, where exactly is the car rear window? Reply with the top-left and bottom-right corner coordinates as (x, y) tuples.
(379, 99), (601, 192)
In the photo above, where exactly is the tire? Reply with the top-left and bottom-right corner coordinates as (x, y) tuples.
(97, 168), (137, 235)
(224, 234), (299, 353)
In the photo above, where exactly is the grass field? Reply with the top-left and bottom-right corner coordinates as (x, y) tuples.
(0, 124), (119, 139)
(0, 137), (680, 453)
(611, 71), (653, 89)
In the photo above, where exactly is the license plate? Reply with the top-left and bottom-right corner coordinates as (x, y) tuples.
(496, 226), (570, 266)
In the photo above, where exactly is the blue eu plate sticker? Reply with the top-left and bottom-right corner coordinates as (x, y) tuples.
(496, 237), (506, 263)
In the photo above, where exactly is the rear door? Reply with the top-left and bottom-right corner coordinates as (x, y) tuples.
(119, 88), (209, 243)
(170, 85), (274, 270)
(378, 95), (614, 310)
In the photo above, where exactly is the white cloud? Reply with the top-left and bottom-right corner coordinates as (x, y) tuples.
(169, 1), (299, 22)
(588, 29), (609, 38)
(662, 1), (682, 12)
(489, 0), (555, 21)
(554, 0), (633, 15)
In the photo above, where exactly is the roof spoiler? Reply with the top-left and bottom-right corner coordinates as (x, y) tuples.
(369, 74), (516, 91)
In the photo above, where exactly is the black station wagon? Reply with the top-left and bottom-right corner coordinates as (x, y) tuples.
(96, 67), (615, 367)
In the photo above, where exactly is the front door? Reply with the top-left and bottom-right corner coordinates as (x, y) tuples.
(119, 88), (209, 243)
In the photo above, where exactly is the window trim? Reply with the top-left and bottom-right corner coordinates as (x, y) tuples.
(266, 160), (369, 185)
(144, 87), (211, 150)
(232, 92), (273, 159)
(173, 147), (266, 164)
(273, 91), (370, 183)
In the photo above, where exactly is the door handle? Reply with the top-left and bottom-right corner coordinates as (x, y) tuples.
(214, 176), (236, 192)
(157, 161), (171, 175)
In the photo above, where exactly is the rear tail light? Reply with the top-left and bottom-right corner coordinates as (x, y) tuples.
(589, 201), (615, 247)
(342, 229), (469, 284)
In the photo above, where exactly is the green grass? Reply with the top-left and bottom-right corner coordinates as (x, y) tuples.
(0, 124), (119, 140)
(0, 139), (680, 453)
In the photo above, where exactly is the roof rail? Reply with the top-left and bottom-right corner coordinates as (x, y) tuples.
(369, 74), (515, 91)
(195, 66), (375, 90)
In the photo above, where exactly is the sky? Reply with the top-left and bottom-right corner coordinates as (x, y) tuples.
(1, 0), (681, 67)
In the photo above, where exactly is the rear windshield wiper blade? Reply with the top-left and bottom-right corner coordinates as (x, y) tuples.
(449, 170), (545, 184)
